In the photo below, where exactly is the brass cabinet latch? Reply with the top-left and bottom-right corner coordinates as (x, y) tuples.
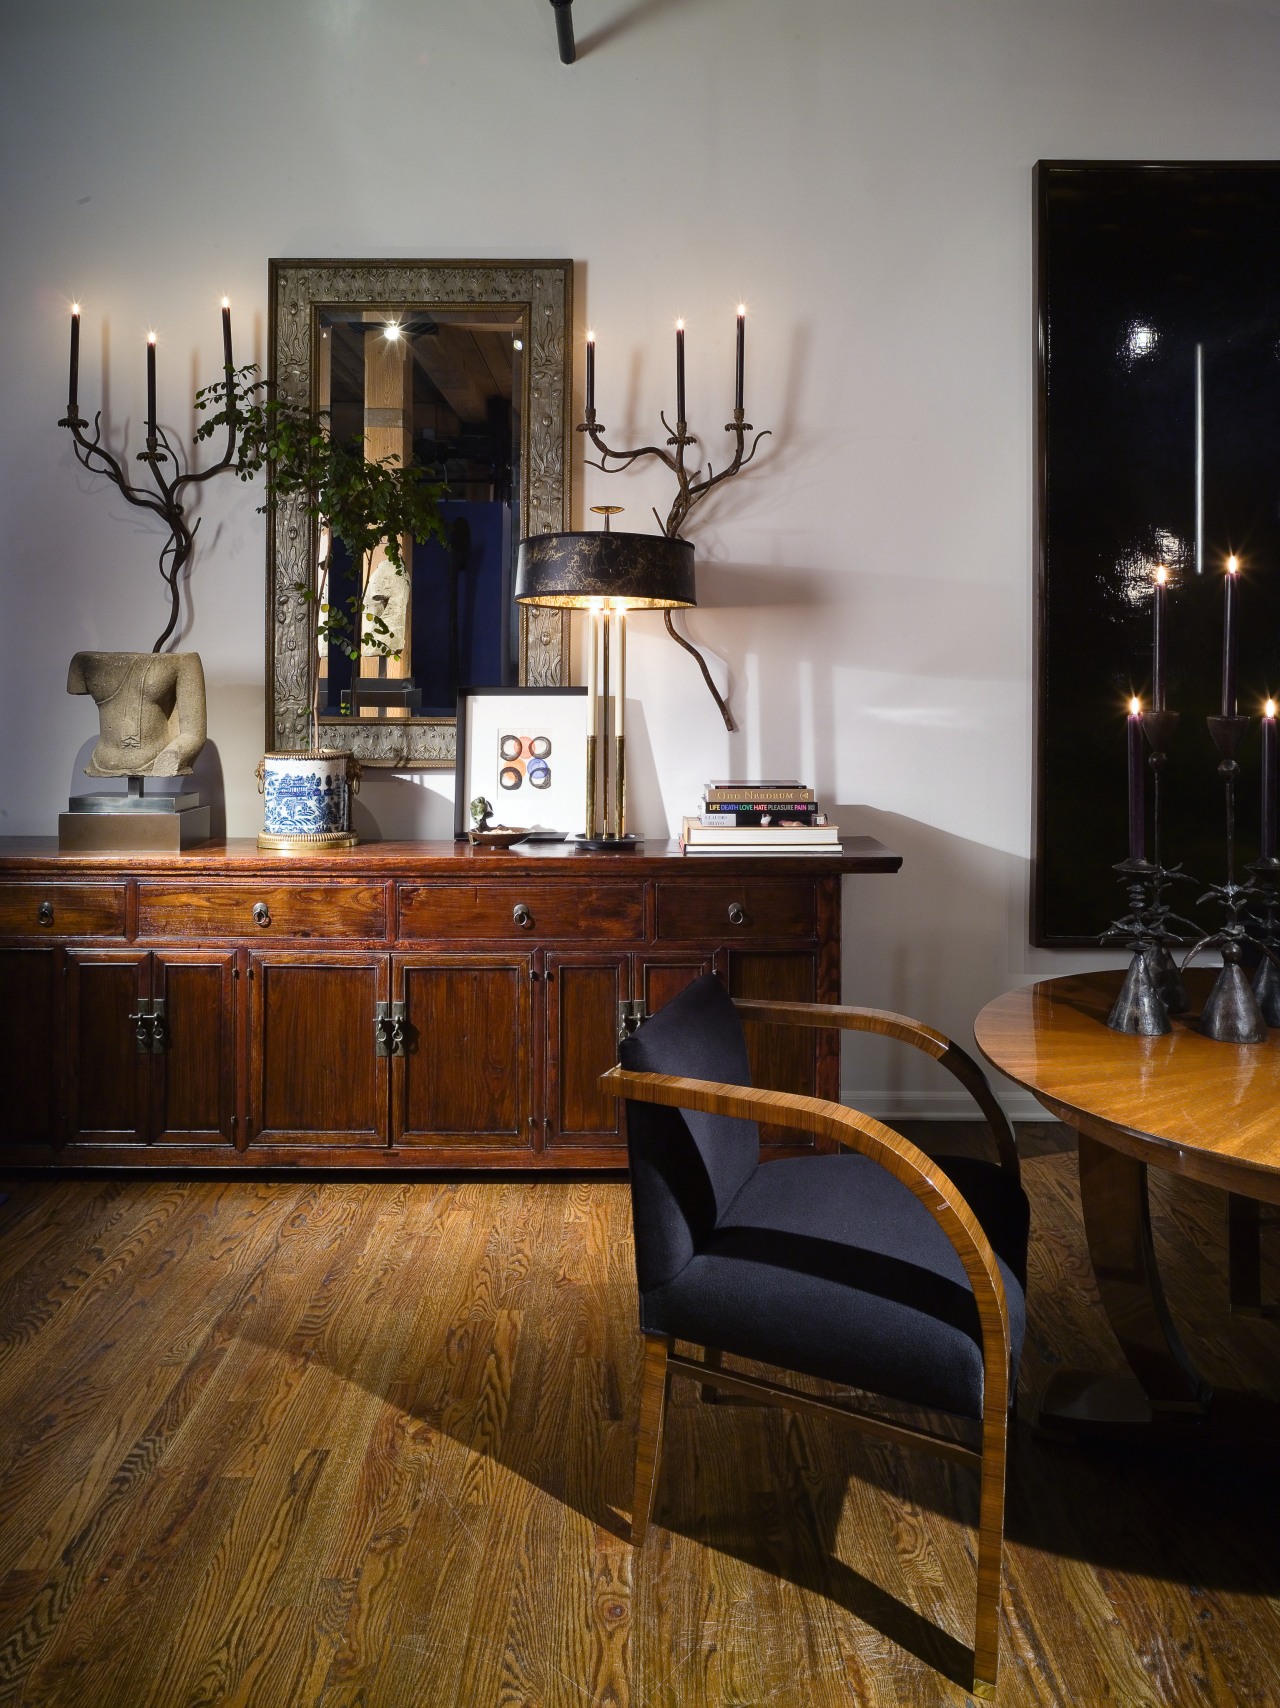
(127, 998), (168, 1055)
(375, 1000), (409, 1057)
(617, 999), (648, 1047)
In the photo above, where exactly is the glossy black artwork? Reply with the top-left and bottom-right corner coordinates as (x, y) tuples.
(1035, 162), (1280, 945)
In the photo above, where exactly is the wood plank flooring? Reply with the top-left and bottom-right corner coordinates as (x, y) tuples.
(1, 1126), (1279, 1706)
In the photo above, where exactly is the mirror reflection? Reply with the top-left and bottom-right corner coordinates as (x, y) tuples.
(316, 306), (525, 721)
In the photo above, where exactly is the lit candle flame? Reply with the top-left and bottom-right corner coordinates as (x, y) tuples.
(71, 301), (80, 316)
(1228, 554), (1240, 573)
(1129, 696), (1142, 715)
(1154, 565), (1168, 585)
(676, 318), (684, 331)
(221, 295), (230, 308)
(1267, 700), (1276, 719)
(147, 331), (156, 345)
(587, 329), (595, 344)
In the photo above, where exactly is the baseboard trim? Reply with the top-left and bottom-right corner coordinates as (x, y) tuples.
(840, 1086), (1052, 1123)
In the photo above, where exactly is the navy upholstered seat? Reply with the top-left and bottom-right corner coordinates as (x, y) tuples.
(619, 972), (1028, 1420)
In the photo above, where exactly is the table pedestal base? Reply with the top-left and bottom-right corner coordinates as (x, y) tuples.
(1037, 1369), (1209, 1441)
(1039, 1132), (1214, 1439)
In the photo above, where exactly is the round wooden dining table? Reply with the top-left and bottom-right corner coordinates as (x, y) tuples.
(975, 970), (1280, 1433)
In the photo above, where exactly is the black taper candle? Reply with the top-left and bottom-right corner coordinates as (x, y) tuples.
(1264, 703), (1277, 861)
(1128, 698), (1145, 862)
(735, 305), (745, 412)
(586, 330), (595, 414)
(676, 319), (686, 423)
(1222, 556), (1240, 716)
(68, 304), (80, 413)
(1152, 565), (1167, 712)
(146, 333), (158, 444)
(221, 297), (233, 373)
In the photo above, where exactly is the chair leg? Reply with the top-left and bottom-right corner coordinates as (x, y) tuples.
(631, 1333), (671, 1546)
(971, 1406), (1008, 1700)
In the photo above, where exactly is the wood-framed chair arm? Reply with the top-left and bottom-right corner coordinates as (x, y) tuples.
(601, 1063), (1012, 1413)
(732, 999), (1020, 1184)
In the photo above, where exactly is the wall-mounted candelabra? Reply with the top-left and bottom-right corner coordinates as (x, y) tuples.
(58, 300), (243, 652)
(577, 309), (770, 730)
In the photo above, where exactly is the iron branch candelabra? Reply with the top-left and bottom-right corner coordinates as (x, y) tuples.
(58, 320), (243, 654)
(577, 397), (770, 732)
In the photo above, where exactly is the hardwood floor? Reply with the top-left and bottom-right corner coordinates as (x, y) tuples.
(1, 1125), (1278, 1706)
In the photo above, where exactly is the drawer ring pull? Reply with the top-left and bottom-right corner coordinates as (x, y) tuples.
(513, 903), (534, 930)
(252, 901), (271, 928)
(727, 902), (746, 926)
(37, 901), (54, 927)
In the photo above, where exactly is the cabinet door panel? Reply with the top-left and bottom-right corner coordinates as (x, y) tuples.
(394, 958), (533, 1148)
(638, 954), (714, 1020)
(152, 953), (236, 1145)
(65, 951), (149, 1144)
(547, 954), (629, 1148)
(248, 956), (387, 1145)
(0, 947), (58, 1148)
(724, 950), (818, 1150)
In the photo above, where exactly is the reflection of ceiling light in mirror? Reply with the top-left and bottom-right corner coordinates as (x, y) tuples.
(512, 338), (524, 350)
(383, 322), (402, 342)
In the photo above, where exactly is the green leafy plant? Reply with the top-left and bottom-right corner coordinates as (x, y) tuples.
(195, 364), (447, 739)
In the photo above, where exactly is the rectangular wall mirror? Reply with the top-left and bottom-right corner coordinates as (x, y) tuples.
(266, 259), (573, 767)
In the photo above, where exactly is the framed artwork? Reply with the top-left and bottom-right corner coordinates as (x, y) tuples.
(1034, 161), (1280, 945)
(453, 686), (588, 839)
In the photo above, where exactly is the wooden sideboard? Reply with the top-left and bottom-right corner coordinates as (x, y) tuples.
(0, 836), (901, 1172)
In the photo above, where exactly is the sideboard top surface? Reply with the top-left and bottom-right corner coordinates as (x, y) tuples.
(0, 836), (902, 877)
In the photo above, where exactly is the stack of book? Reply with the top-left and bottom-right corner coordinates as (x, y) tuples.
(680, 780), (840, 855)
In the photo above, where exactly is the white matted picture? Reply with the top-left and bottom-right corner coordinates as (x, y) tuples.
(453, 687), (588, 839)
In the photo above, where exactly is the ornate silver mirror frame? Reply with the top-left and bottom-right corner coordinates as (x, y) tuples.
(266, 258), (572, 766)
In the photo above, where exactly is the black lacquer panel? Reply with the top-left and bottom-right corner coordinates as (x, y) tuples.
(1035, 162), (1280, 945)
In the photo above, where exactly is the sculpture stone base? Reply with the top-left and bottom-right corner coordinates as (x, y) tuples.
(59, 805), (211, 852)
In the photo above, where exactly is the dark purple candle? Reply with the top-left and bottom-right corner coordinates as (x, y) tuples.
(221, 297), (233, 373)
(675, 319), (686, 423)
(1128, 697), (1145, 862)
(1152, 565), (1167, 712)
(1264, 701), (1277, 861)
(68, 303), (80, 413)
(1222, 556), (1240, 716)
(586, 330), (595, 414)
(146, 332), (157, 442)
(735, 304), (745, 412)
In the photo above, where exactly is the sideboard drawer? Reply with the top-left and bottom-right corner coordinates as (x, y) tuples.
(655, 879), (816, 942)
(0, 882), (127, 938)
(398, 881), (644, 942)
(137, 883), (387, 940)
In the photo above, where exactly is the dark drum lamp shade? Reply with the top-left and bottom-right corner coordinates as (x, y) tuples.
(515, 531), (695, 610)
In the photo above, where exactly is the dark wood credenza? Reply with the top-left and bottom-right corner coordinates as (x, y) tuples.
(0, 837), (900, 1171)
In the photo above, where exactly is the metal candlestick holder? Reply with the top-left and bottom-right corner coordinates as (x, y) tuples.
(1182, 715), (1270, 1043)
(1246, 856), (1280, 1025)
(578, 391), (770, 731)
(1102, 862), (1199, 1035)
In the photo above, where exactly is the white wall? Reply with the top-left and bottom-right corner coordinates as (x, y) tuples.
(4, 0), (1280, 1114)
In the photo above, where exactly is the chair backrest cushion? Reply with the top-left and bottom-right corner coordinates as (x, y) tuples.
(619, 973), (760, 1294)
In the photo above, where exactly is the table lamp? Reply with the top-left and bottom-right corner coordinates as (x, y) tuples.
(515, 518), (695, 849)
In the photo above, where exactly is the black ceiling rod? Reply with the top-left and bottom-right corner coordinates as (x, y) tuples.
(549, 0), (576, 64)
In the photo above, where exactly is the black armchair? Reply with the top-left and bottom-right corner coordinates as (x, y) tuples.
(601, 973), (1029, 1701)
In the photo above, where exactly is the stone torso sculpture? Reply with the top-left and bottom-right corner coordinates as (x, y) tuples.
(68, 651), (207, 777)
